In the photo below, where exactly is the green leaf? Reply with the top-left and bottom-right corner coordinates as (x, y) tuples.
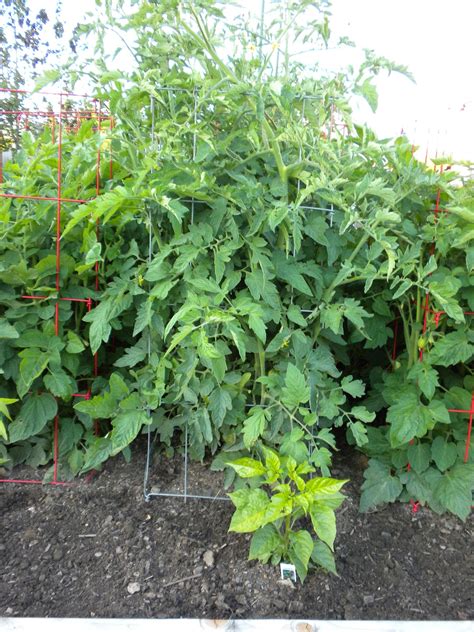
(227, 323), (247, 361)
(242, 407), (268, 449)
(311, 540), (337, 575)
(407, 362), (439, 400)
(280, 428), (308, 463)
(188, 277), (222, 294)
(33, 68), (61, 92)
(133, 299), (154, 336)
(281, 363), (309, 409)
(43, 371), (75, 399)
(403, 470), (434, 504)
(429, 278), (464, 322)
(429, 331), (474, 367)
(392, 279), (413, 299)
(0, 319), (19, 339)
(305, 477), (348, 498)
(341, 376), (365, 398)
(467, 247), (474, 272)
(164, 324), (195, 357)
(351, 406), (376, 423)
(197, 331), (222, 359)
(262, 446), (281, 482)
(343, 298), (372, 330)
(310, 504), (336, 550)
(8, 393), (57, 442)
(109, 373), (130, 401)
(248, 314), (266, 343)
(288, 530), (314, 582)
(83, 305), (111, 355)
(433, 467), (473, 520)
(387, 390), (430, 447)
(355, 78), (378, 112)
(114, 346), (147, 368)
(0, 398), (18, 420)
(431, 437), (458, 472)
(18, 348), (50, 398)
(227, 457), (266, 479)
(320, 304), (343, 335)
(359, 460), (403, 512)
(349, 421), (368, 447)
(268, 204), (289, 231)
(407, 442), (431, 473)
(110, 410), (149, 456)
(208, 388), (232, 428)
(429, 399), (451, 425)
(273, 252), (312, 296)
(66, 331), (86, 354)
(310, 345), (340, 378)
(249, 525), (282, 563)
(81, 437), (112, 473)
(74, 390), (116, 419)
(228, 488), (270, 532)
(287, 304), (307, 327)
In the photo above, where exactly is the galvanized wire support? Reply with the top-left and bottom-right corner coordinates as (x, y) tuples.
(143, 87), (342, 503)
(143, 89), (229, 504)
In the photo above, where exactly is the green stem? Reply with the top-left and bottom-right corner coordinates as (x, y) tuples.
(283, 513), (291, 550)
(311, 220), (381, 342)
(399, 302), (413, 368)
(257, 340), (266, 404)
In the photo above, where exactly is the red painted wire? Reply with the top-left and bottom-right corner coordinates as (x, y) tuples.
(0, 90), (108, 489)
(0, 86), (97, 98)
(464, 393), (474, 463)
(21, 296), (92, 303)
(53, 414), (59, 483)
(0, 193), (93, 204)
(0, 479), (73, 486)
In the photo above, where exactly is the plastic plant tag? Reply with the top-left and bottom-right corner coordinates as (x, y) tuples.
(280, 562), (297, 581)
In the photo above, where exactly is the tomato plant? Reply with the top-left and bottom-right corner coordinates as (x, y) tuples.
(0, 0), (472, 526)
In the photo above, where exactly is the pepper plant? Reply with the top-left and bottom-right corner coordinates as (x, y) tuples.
(227, 447), (348, 582)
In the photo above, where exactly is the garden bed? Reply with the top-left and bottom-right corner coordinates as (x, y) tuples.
(1, 441), (472, 620)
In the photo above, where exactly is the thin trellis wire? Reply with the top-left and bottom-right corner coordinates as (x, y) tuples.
(143, 86), (340, 503)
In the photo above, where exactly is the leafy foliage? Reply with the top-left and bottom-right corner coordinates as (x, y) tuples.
(227, 447), (348, 582)
(0, 0), (472, 526)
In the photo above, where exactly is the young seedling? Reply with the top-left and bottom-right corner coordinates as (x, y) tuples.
(227, 446), (348, 582)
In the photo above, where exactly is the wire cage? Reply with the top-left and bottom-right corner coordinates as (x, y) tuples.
(0, 86), (114, 486)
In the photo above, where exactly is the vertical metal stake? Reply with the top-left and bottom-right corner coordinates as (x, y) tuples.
(184, 419), (189, 503)
(191, 88), (198, 224)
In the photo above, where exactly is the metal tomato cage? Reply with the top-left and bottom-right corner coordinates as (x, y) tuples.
(0, 86), (114, 487)
(142, 87), (346, 503)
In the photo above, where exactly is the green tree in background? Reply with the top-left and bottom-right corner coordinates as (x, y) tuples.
(0, 0), (64, 149)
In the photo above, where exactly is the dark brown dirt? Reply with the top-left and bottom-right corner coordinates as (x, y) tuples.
(1, 441), (473, 620)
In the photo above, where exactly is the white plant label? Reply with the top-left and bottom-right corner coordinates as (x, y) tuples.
(280, 563), (297, 582)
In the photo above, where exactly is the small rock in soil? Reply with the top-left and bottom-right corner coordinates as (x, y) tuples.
(277, 578), (296, 590)
(235, 594), (247, 606)
(52, 546), (64, 561)
(127, 582), (141, 595)
(363, 595), (375, 606)
(203, 550), (215, 568)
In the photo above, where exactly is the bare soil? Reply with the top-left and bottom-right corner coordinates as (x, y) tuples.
(1, 441), (473, 620)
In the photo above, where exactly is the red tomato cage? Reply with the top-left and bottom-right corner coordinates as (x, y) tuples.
(0, 87), (114, 486)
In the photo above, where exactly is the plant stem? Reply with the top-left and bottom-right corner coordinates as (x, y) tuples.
(257, 341), (266, 404)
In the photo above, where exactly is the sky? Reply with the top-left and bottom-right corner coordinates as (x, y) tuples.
(21, 0), (474, 161)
